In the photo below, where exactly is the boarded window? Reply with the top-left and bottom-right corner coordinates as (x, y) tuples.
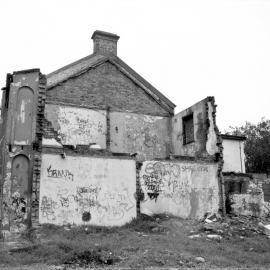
(263, 183), (270, 202)
(183, 114), (194, 144)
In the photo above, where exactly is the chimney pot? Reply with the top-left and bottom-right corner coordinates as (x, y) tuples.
(91, 30), (120, 56)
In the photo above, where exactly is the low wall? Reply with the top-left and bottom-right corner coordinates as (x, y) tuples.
(39, 154), (136, 226)
(225, 173), (270, 217)
(139, 160), (219, 219)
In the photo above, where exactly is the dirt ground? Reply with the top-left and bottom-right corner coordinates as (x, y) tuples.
(1, 214), (270, 269)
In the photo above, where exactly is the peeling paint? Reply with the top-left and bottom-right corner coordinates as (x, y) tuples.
(45, 104), (106, 148)
(11, 82), (22, 87)
(172, 97), (220, 158)
(110, 112), (170, 160)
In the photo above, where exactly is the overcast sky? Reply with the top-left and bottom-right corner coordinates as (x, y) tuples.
(0, 0), (269, 131)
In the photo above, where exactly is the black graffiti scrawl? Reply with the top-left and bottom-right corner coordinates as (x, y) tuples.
(47, 165), (74, 181)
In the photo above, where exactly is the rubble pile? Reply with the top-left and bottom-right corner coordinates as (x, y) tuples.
(189, 214), (269, 240)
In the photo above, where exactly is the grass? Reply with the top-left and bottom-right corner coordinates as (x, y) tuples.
(1, 214), (270, 268)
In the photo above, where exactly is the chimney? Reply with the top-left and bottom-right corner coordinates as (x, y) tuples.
(91, 30), (120, 56)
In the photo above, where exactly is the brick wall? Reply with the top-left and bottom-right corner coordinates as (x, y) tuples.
(46, 62), (170, 117)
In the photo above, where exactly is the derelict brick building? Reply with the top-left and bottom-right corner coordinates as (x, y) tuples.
(0, 31), (224, 237)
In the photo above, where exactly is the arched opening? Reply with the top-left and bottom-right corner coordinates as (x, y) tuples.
(11, 154), (30, 197)
(14, 86), (34, 144)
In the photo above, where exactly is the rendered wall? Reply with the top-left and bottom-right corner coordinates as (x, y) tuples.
(222, 139), (245, 173)
(172, 97), (219, 158)
(44, 104), (106, 148)
(39, 154), (136, 226)
(110, 112), (170, 161)
(140, 160), (219, 219)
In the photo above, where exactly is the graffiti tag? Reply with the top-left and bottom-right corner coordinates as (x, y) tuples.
(47, 165), (74, 181)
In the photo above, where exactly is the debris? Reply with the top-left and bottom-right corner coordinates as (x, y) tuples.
(205, 218), (213, 223)
(262, 224), (270, 237)
(177, 260), (184, 265)
(207, 234), (222, 240)
(195, 256), (205, 263)
(204, 213), (219, 223)
(258, 222), (264, 227)
(188, 234), (201, 239)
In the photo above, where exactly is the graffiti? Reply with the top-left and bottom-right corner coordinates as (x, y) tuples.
(141, 161), (209, 204)
(145, 162), (208, 176)
(10, 192), (26, 220)
(143, 127), (158, 148)
(147, 192), (159, 201)
(143, 174), (163, 193)
(39, 182), (134, 224)
(40, 196), (59, 221)
(47, 165), (74, 181)
(101, 188), (135, 221)
(77, 185), (101, 196)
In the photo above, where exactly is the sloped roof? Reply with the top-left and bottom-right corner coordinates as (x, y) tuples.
(46, 54), (176, 113)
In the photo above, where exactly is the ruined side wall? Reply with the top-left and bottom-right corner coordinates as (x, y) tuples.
(172, 97), (219, 158)
(0, 70), (46, 235)
(110, 112), (170, 161)
(44, 104), (106, 148)
(140, 160), (219, 219)
(39, 154), (136, 226)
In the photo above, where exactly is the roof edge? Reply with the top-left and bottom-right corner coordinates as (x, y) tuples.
(221, 134), (247, 141)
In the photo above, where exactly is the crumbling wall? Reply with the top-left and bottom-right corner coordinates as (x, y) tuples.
(1, 148), (32, 234)
(139, 160), (219, 219)
(0, 70), (46, 237)
(110, 112), (170, 161)
(44, 104), (106, 148)
(39, 153), (136, 226)
(172, 97), (219, 158)
(224, 173), (270, 217)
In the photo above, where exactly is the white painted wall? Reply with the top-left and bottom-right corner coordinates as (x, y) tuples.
(222, 139), (245, 173)
(140, 160), (219, 219)
(39, 154), (136, 226)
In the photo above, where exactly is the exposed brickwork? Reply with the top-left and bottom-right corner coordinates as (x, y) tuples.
(46, 62), (170, 117)
(31, 73), (46, 227)
(92, 30), (119, 56)
(43, 118), (62, 143)
(106, 107), (110, 150)
(136, 162), (143, 215)
(206, 97), (225, 215)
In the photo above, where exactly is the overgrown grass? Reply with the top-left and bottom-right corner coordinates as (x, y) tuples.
(1, 215), (270, 268)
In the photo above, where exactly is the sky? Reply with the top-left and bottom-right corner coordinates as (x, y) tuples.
(0, 0), (269, 132)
